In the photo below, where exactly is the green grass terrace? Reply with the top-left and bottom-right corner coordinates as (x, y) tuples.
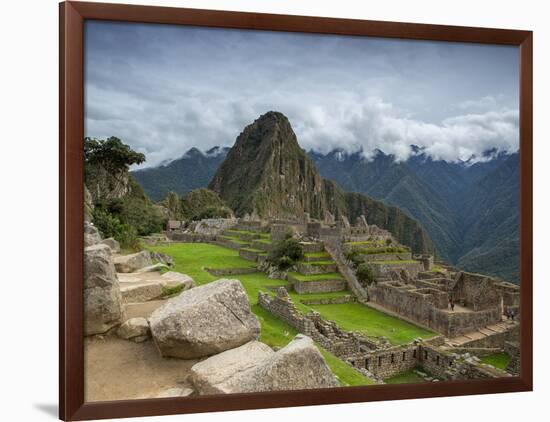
(146, 242), (437, 384)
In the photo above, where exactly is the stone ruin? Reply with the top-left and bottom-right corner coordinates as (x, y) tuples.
(258, 287), (382, 360)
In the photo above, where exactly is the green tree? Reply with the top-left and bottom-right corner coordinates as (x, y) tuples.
(84, 136), (145, 175)
(268, 234), (304, 270)
(356, 263), (376, 287)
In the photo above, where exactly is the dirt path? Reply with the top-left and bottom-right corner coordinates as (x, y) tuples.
(85, 335), (198, 402)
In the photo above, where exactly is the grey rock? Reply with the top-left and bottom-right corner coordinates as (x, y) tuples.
(114, 251), (152, 273)
(190, 341), (275, 394)
(84, 285), (124, 335)
(84, 244), (124, 335)
(192, 335), (339, 394)
(84, 244), (117, 289)
(84, 221), (102, 247)
(162, 271), (194, 290)
(149, 279), (260, 359)
(150, 251), (174, 267)
(117, 317), (150, 342)
(101, 237), (120, 253)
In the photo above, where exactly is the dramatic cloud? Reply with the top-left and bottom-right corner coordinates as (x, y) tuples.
(85, 21), (519, 167)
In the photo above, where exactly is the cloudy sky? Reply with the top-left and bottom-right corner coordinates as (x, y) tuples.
(84, 20), (519, 168)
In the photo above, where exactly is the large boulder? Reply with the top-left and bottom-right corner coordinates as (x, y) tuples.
(119, 271), (194, 303)
(114, 251), (152, 273)
(149, 279), (260, 359)
(190, 341), (275, 394)
(190, 335), (339, 394)
(84, 244), (124, 335)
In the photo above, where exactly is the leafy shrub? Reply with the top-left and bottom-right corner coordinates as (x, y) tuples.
(386, 238), (393, 245)
(344, 248), (364, 267)
(356, 263), (376, 286)
(268, 234), (304, 270)
(92, 207), (140, 250)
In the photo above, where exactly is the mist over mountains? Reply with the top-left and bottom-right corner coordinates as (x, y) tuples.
(132, 123), (519, 283)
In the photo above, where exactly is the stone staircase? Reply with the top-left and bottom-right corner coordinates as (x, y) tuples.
(444, 321), (519, 347)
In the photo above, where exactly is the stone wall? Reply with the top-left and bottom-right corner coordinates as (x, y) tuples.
(419, 345), (506, 380)
(457, 323), (519, 348)
(361, 252), (413, 262)
(205, 267), (258, 276)
(300, 295), (357, 305)
(291, 279), (347, 294)
(296, 262), (338, 275)
(505, 341), (520, 375)
(168, 232), (216, 242)
(452, 272), (502, 311)
(369, 261), (424, 279)
(413, 254), (434, 271)
(349, 344), (419, 379)
(239, 248), (263, 262)
(258, 288), (363, 359)
(368, 281), (502, 337)
(323, 241), (369, 302)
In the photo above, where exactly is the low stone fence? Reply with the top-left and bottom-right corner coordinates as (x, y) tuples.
(348, 344), (419, 379)
(210, 239), (243, 250)
(361, 252), (413, 262)
(258, 288), (363, 359)
(291, 279), (347, 294)
(296, 262), (337, 275)
(323, 241), (369, 302)
(205, 267), (258, 276)
(299, 242), (325, 253)
(168, 232), (216, 243)
(251, 240), (273, 251)
(419, 345), (506, 380)
(300, 295), (357, 305)
(239, 248), (264, 262)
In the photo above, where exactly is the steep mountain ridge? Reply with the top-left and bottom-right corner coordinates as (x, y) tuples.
(208, 111), (434, 254)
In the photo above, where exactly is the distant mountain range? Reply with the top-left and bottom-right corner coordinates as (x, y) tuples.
(133, 146), (229, 201)
(310, 148), (519, 282)
(131, 118), (519, 282)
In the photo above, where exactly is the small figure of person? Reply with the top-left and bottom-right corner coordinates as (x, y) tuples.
(450, 299), (455, 312)
(510, 309), (515, 321)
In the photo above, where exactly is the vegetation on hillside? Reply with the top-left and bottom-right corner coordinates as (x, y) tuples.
(84, 137), (165, 248)
(267, 234), (305, 270)
(162, 188), (233, 221)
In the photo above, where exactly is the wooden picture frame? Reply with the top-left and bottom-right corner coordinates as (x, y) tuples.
(59, 1), (533, 420)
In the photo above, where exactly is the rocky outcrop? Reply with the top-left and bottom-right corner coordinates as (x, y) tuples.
(190, 335), (339, 394)
(84, 244), (124, 335)
(149, 279), (260, 359)
(114, 251), (152, 273)
(101, 237), (120, 253)
(84, 221), (102, 247)
(117, 317), (150, 342)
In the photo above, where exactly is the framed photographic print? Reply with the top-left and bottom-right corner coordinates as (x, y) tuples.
(59, 1), (533, 420)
